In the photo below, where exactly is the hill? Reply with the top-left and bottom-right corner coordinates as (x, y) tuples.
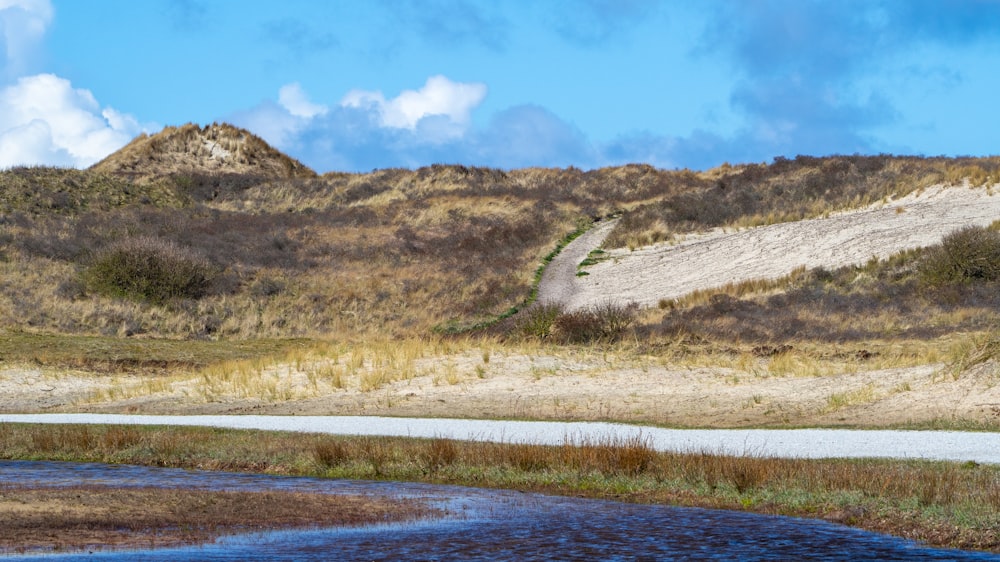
(90, 123), (316, 181)
(2, 136), (1000, 429)
(1, 138), (999, 345)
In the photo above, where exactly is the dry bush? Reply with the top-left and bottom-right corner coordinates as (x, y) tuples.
(515, 303), (563, 339)
(553, 302), (636, 344)
(314, 439), (350, 468)
(562, 434), (657, 476)
(421, 438), (459, 473)
(84, 236), (216, 304)
(920, 226), (1000, 286)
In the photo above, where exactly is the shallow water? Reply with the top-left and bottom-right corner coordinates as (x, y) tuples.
(2, 461), (998, 561)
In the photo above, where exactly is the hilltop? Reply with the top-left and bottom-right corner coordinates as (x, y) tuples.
(90, 123), (316, 181)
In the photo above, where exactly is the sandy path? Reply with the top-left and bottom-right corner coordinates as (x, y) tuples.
(4, 413), (1000, 464)
(557, 185), (1000, 310)
(537, 219), (619, 307)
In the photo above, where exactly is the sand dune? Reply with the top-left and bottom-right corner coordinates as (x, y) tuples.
(542, 184), (1000, 311)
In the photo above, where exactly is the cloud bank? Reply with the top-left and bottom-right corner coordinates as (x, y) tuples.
(0, 74), (144, 168)
(0, 0), (146, 169)
(234, 76), (602, 172)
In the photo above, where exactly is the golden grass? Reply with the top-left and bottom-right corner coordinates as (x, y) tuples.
(78, 336), (516, 404)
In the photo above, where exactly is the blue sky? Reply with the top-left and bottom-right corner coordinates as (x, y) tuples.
(1, 0), (999, 172)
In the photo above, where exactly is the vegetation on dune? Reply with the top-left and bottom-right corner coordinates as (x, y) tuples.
(1, 126), (999, 379)
(2, 141), (996, 342)
(89, 122), (316, 181)
(603, 154), (1000, 250)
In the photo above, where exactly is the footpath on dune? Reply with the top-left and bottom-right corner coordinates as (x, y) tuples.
(539, 184), (1000, 311)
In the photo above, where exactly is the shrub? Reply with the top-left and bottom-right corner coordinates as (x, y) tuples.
(515, 302), (564, 339)
(553, 301), (636, 344)
(84, 236), (216, 304)
(920, 226), (1000, 285)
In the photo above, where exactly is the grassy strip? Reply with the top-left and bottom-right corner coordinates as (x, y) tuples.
(435, 217), (596, 334)
(1, 423), (998, 553)
(0, 331), (310, 373)
(0, 486), (432, 554)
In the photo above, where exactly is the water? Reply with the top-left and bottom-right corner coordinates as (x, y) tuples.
(1, 461), (997, 561)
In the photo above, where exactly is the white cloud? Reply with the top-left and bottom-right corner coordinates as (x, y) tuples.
(278, 82), (327, 118)
(0, 0), (52, 75)
(341, 74), (486, 138)
(0, 73), (145, 168)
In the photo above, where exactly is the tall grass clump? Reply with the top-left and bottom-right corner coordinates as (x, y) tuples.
(515, 303), (564, 338)
(84, 236), (216, 304)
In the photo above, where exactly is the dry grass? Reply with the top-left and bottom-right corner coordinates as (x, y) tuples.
(603, 155), (1000, 249)
(78, 336), (512, 404)
(4, 144), (1000, 351)
(0, 485), (432, 554)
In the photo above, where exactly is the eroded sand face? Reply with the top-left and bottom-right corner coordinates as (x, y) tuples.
(546, 184), (1000, 311)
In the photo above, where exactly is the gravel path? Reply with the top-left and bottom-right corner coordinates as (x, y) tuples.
(3, 414), (999, 465)
(555, 185), (1000, 311)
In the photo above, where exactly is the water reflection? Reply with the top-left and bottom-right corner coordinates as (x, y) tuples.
(2, 461), (997, 561)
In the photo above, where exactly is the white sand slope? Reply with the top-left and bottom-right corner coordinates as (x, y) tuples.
(544, 184), (1000, 311)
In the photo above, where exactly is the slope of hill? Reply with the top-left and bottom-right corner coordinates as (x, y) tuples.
(2, 127), (1000, 348)
(90, 123), (316, 181)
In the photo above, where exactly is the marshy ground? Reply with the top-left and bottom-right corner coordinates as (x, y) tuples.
(0, 484), (433, 554)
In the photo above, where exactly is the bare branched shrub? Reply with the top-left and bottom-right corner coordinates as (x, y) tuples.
(553, 302), (636, 344)
(84, 236), (216, 304)
(920, 226), (1000, 285)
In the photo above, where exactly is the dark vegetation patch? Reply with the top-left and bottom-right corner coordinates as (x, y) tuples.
(84, 237), (217, 304)
(510, 302), (636, 344)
